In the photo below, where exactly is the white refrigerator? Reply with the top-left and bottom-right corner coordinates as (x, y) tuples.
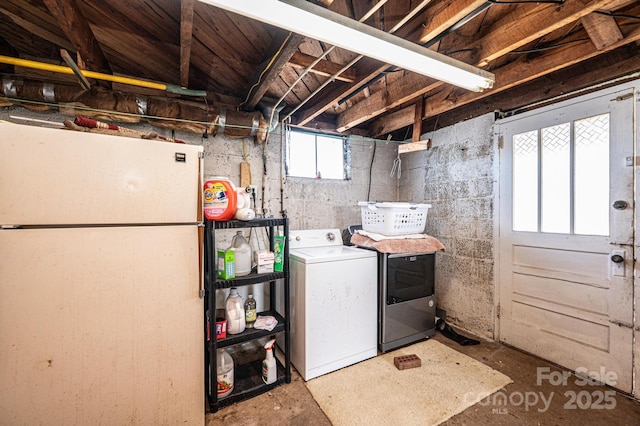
(0, 122), (204, 425)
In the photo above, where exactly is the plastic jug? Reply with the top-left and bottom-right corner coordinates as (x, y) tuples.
(216, 348), (234, 398)
(234, 187), (256, 221)
(225, 287), (246, 334)
(230, 231), (251, 276)
(203, 177), (237, 221)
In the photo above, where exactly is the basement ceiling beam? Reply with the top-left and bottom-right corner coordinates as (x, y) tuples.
(0, 7), (74, 51)
(294, 0), (484, 126)
(420, 44), (640, 133)
(472, 0), (618, 66)
(42, 0), (112, 76)
(425, 22), (640, 119)
(338, 0), (618, 133)
(180, 0), (195, 88)
(418, 0), (488, 45)
(369, 21), (640, 137)
(288, 52), (356, 83)
(242, 32), (305, 111)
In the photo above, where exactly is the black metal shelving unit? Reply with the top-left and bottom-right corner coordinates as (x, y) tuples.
(204, 217), (290, 413)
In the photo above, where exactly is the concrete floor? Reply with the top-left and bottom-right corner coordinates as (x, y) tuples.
(206, 329), (640, 425)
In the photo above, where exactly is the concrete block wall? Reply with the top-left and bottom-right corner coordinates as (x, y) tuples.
(282, 136), (399, 230)
(399, 113), (497, 339)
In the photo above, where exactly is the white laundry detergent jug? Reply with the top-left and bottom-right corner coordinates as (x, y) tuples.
(230, 231), (251, 276)
(216, 348), (234, 398)
(225, 287), (246, 334)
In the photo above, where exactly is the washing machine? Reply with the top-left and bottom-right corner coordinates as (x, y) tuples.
(287, 228), (378, 381)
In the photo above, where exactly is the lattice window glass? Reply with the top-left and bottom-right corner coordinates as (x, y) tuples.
(541, 123), (571, 233)
(574, 114), (609, 236)
(511, 114), (610, 235)
(513, 130), (539, 232)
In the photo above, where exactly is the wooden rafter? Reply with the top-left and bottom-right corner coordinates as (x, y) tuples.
(42, 0), (112, 76)
(294, 0), (485, 126)
(337, 0), (617, 133)
(0, 6), (73, 51)
(288, 52), (356, 83)
(242, 32), (305, 111)
(180, 0), (195, 88)
(472, 0), (617, 66)
(418, 0), (488, 45)
(369, 21), (640, 137)
(418, 44), (640, 134)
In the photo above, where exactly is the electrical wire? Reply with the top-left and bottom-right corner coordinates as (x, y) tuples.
(366, 140), (377, 201)
(508, 38), (590, 54)
(594, 11), (640, 21)
(238, 32), (293, 109)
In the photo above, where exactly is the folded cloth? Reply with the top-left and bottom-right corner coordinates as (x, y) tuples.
(351, 232), (445, 254)
(254, 315), (278, 331)
(356, 230), (429, 241)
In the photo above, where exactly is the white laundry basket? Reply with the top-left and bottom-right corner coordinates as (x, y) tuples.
(358, 202), (431, 236)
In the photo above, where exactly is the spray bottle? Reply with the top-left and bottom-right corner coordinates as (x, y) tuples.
(262, 339), (277, 385)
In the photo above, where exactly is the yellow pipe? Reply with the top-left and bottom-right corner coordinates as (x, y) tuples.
(0, 55), (206, 97)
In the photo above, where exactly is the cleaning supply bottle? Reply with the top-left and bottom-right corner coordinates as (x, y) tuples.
(244, 293), (257, 328)
(262, 339), (277, 385)
(230, 231), (251, 276)
(225, 287), (245, 334)
(203, 176), (237, 221)
(216, 348), (234, 398)
(273, 235), (285, 272)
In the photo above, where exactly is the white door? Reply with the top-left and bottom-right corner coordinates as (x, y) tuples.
(497, 85), (635, 392)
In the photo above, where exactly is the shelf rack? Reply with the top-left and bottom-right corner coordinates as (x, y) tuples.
(204, 217), (290, 413)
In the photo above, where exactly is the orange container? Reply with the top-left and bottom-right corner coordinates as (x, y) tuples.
(203, 177), (237, 221)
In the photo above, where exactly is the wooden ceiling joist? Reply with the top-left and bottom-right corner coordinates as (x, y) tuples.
(0, 6), (73, 51)
(180, 0), (196, 88)
(418, 0), (488, 45)
(473, 0), (617, 67)
(294, 0), (487, 127)
(41, 0), (112, 76)
(338, 0), (620, 134)
(288, 52), (356, 83)
(369, 21), (640, 137)
(242, 32), (305, 111)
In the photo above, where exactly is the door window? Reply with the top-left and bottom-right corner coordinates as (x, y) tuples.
(512, 113), (610, 236)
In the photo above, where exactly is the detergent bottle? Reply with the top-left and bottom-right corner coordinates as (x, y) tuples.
(203, 176), (237, 221)
(262, 338), (277, 385)
(216, 348), (234, 398)
(225, 287), (245, 334)
(234, 186), (256, 221)
(230, 231), (251, 276)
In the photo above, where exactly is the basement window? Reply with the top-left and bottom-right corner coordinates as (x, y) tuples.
(285, 128), (350, 180)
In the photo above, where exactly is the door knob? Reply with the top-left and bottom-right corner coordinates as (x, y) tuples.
(613, 200), (628, 210)
(611, 254), (624, 263)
